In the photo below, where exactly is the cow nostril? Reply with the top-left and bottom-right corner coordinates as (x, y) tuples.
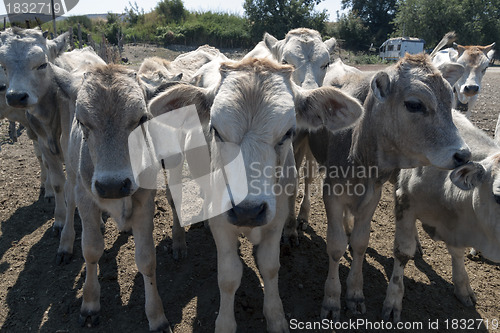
(120, 178), (132, 195)
(256, 203), (267, 219)
(453, 149), (471, 168)
(464, 85), (479, 94)
(6, 91), (29, 107)
(0, 84), (6, 92)
(94, 180), (106, 197)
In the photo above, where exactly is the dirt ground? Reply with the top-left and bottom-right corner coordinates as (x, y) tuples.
(0, 47), (499, 333)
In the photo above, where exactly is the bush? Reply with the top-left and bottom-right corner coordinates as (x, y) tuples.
(156, 11), (251, 48)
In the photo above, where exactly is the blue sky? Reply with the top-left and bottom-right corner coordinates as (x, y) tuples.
(1, 0), (344, 21)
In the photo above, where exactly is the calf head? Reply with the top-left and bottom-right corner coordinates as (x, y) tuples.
(0, 28), (67, 109)
(138, 57), (183, 100)
(149, 58), (362, 227)
(450, 154), (500, 261)
(358, 53), (470, 170)
(451, 42), (495, 105)
(264, 28), (336, 89)
(60, 64), (151, 200)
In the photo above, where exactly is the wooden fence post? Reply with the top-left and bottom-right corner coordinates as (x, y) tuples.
(68, 26), (74, 50)
(100, 33), (108, 63)
(77, 23), (82, 48)
(88, 34), (95, 50)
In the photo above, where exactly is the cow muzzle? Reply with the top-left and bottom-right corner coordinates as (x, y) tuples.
(463, 84), (479, 96)
(94, 178), (133, 199)
(227, 202), (268, 227)
(453, 148), (471, 168)
(6, 90), (29, 108)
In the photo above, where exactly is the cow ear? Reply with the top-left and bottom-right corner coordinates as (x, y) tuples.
(47, 32), (69, 60)
(450, 161), (486, 190)
(139, 73), (184, 101)
(295, 86), (363, 132)
(324, 37), (337, 56)
(148, 83), (213, 123)
(264, 32), (279, 51)
(438, 62), (465, 86)
(454, 43), (466, 56)
(52, 64), (80, 101)
(447, 45), (459, 62)
(370, 71), (391, 102)
(485, 42), (495, 60)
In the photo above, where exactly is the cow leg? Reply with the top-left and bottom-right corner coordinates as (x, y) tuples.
(211, 220), (241, 333)
(40, 147), (66, 235)
(56, 171), (77, 265)
(342, 209), (354, 245)
(131, 190), (171, 332)
(447, 245), (476, 306)
(283, 140), (306, 245)
(346, 191), (380, 315)
(78, 191), (104, 327)
(257, 227), (288, 333)
(297, 147), (315, 231)
(382, 189), (417, 323)
(32, 140), (50, 198)
(321, 191), (348, 321)
(165, 184), (186, 260)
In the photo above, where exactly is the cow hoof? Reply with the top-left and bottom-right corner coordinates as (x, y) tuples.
(282, 233), (299, 247)
(320, 304), (340, 322)
(381, 305), (401, 323)
(56, 251), (73, 265)
(172, 247), (187, 261)
(456, 291), (477, 307)
(346, 297), (366, 315)
(52, 225), (63, 237)
(297, 218), (309, 231)
(79, 311), (100, 327)
(151, 321), (173, 333)
(268, 318), (290, 333)
(118, 228), (131, 235)
(38, 187), (46, 200)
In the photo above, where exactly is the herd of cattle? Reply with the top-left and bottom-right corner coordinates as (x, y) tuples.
(0, 26), (498, 332)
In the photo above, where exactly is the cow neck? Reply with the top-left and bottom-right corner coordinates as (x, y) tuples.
(350, 97), (395, 183)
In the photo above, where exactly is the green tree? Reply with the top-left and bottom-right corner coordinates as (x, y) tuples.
(393, 0), (500, 48)
(157, 0), (187, 24)
(333, 11), (370, 51)
(341, 0), (397, 47)
(125, 1), (145, 26)
(243, 0), (328, 41)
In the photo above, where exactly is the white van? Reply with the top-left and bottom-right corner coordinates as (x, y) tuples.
(379, 37), (425, 61)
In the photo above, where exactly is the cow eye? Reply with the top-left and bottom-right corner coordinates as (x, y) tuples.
(321, 63), (330, 70)
(278, 128), (295, 146)
(37, 63), (48, 70)
(138, 115), (148, 126)
(281, 60), (289, 65)
(76, 118), (89, 138)
(211, 126), (223, 142)
(404, 100), (426, 113)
